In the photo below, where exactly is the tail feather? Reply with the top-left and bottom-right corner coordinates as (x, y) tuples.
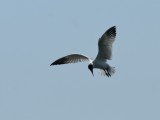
(108, 66), (116, 75)
(100, 66), (116, 77)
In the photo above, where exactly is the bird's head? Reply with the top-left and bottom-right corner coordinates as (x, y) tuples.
(88, 64), (94, 76)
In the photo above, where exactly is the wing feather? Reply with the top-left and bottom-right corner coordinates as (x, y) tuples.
(50, 54), (90, 66)
(95, 26), (116, 61)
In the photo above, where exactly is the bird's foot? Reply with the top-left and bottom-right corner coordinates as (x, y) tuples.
(104, 69), (111, 77)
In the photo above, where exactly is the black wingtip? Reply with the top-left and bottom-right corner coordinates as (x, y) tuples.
(106, 26), (116, 36)
(50, 62), (54, 66)
(111, 26), (116, 30)
(109, 26), (116, 31)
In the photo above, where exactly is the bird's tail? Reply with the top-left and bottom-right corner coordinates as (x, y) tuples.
(100, 66), (116, 77)
(108, 66), (116, 75)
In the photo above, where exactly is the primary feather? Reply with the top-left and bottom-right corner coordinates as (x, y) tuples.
(50, 54), (90, 65)
(95, 26), (116, 61)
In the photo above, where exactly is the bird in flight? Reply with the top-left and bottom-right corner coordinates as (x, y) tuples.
(50, 26), (117, 77)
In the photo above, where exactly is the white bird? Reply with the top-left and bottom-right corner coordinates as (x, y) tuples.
(50, 26), (117, 77)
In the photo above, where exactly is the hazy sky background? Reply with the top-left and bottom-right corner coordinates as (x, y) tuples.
(0, 0), (160, 120)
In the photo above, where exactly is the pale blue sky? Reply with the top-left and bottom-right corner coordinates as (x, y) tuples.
(0, 0), (160, 120)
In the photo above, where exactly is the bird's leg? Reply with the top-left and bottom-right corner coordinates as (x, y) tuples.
(103, 69), (110, 77)
(106, 69), (111, 77)
(104, 68), (111, 77)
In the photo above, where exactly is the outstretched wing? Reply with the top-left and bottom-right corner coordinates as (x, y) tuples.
(95, 26), (116, 61)
(50, 54), (91, 66)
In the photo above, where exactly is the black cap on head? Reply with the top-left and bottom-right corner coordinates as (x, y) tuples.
(88, 64), (94, 76)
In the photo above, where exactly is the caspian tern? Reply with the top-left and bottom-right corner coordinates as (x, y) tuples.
(50, 26), (116, 77)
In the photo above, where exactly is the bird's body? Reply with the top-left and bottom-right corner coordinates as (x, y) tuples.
(51, 26), (117, 77)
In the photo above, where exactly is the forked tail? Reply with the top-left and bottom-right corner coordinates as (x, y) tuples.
(108, 66), (116, 76)
(100, 66), (116, 77)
